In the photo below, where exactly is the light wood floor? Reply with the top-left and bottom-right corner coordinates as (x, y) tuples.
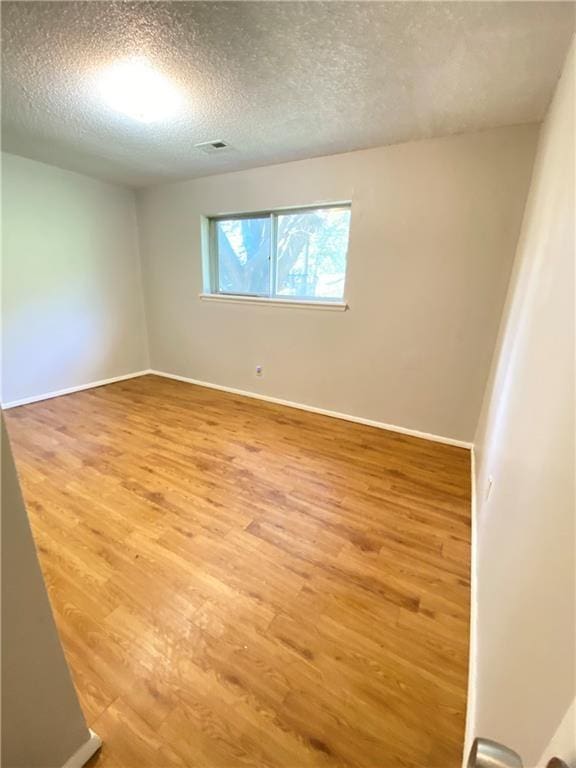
(6, 375), (471, 768)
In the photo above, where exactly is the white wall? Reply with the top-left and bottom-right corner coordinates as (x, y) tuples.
(538, 698), (576, 768)
(137, 124), (537, 443)
(1, 419), (93, 767)
(470, 42), (575, 767)
(1, 153), (149, 405)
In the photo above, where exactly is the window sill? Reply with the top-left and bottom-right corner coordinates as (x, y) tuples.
(199, 293), (349, 311)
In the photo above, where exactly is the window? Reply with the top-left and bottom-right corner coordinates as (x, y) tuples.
(205, 204), (351, 305)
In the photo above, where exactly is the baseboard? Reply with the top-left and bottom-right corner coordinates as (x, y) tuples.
(149, 369), (473, 450)
(462, 446), (478, 767)
(2, 366), (474, 450)
(61, 729), (102, 768)
(1, 370), (152, 409)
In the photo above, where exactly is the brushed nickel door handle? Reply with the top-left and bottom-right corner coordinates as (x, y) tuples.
(467, 737), (523, 767)
(468, 738), (571, 768)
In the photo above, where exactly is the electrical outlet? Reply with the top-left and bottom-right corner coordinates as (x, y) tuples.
(255, 365), (263, 377)
(485, 475), (494, 501)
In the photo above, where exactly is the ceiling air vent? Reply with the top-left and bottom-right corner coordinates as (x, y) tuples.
(194, 139), (230, 154)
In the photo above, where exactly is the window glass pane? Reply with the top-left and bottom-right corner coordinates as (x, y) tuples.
(216, 217), (271, 295)
(275, 207), (350, 299)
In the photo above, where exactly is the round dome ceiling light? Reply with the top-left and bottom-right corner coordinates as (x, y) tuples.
(96, 56), (182, 123)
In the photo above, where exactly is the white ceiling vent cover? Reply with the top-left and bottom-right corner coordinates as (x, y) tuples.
(194, 140), (231, 154)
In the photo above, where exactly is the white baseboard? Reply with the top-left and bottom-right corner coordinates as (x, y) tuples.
(463, 446), (478, 767)
(1, 370), (151, 409)
(61, 729), (102, 768)
(2, 365), (474, 450)
(149, 369), (473, 450)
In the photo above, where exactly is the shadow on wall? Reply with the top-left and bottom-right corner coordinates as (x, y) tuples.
(1, 418), (99, 767)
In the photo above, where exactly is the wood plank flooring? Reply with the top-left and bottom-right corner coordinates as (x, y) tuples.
(5, 374), (471, 768)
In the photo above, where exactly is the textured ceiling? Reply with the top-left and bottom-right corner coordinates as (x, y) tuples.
(1, 1), (574, 188)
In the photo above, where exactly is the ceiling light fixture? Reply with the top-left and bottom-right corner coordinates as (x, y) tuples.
(96, 56), (182, 123)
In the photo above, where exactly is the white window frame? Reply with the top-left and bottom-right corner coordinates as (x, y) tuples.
(200, 203), (350, 310)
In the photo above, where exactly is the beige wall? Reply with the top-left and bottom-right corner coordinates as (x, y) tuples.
(538, 698), (576, 768)
(471, 42), (575, 766)
(1, 420), (90, 767)
(137, 124), (537, 443)
(1, 153), (149, 405)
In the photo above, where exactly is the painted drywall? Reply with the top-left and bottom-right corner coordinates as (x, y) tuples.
(538, 698), (576, 768)
(471, 41), (575, 767)
(137, 124), (538, 442)
(1, 152), (149, 404)
(1, 419), (91, 767)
